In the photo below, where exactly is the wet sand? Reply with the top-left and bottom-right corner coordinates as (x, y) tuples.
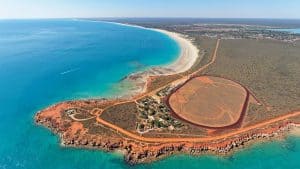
(153, 29), (200, 74)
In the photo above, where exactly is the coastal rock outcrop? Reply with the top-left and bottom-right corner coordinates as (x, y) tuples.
(35, 107), (297, 164)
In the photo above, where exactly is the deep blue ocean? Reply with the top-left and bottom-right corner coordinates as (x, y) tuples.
(0, 19), (300, 169)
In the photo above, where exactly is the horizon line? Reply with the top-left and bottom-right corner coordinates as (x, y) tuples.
(1, 17), (300, 20)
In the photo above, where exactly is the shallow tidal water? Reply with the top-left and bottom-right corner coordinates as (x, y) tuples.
(0, 19), (300, 169)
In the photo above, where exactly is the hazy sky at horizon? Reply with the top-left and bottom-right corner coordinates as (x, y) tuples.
(0, 0), (300, 19)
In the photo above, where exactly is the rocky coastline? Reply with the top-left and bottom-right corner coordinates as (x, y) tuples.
(35, 105), (299, 164)
(33, 25), (300, 165)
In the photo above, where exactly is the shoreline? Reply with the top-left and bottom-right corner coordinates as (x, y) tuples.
(153, 29), (199, 73)
(34, 20), (300, 165)
(35, 106), (300, 165)
(106, 21), (200, 74)
(34, 22), (300, 163)
(72, 19), (201, 98)
(90, 20), (200, 97)
(123, 28), (200, 96)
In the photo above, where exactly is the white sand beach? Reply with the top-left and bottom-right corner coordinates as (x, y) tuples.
(75, 20), (201, 98)
(121, 27), (201, 97)
(93, 21), (201, 97)
(153, 29), (199, 74)
(106, 21), (200, 74)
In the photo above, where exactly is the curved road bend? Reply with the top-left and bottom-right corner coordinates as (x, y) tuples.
(99, 39), (221, 113)
(93, 38), (300, 143)
(96, 110), (300, 143)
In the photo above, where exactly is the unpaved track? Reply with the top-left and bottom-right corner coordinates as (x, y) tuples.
(96, 110), (300, 143)
(190, 39), (220, 77)
(94, 39), (300, 143)
(100, 39), (221, 112)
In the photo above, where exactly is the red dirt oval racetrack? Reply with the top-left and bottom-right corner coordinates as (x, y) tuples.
(168, 76), (248, 128)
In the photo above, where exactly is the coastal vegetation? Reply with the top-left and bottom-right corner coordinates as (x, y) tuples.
(35, 20), (300, 164)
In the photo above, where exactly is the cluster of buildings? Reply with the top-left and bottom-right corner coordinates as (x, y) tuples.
(136, 87), (184, 133)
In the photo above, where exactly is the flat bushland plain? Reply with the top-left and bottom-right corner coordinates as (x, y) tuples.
(199, 39), (300, 126)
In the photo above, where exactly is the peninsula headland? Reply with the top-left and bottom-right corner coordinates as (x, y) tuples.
(35, 20), (300, 164)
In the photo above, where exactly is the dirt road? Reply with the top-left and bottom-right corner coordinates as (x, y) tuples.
(94, 38), (299, 143)
(96, 110), (300, 143)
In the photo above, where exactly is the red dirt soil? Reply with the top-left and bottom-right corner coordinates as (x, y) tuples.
(168, 76), (247, 128)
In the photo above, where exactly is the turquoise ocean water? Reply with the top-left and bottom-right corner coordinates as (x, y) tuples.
(0, 19), (300, 169)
